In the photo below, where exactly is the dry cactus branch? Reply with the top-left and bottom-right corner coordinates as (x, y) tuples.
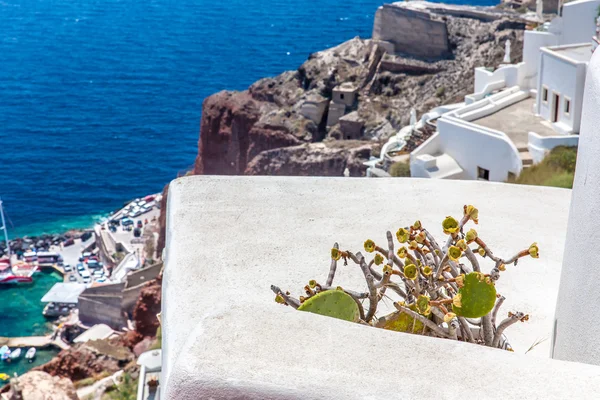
(272, 205), (539, 351)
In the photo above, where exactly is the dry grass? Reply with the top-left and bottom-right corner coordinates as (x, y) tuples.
(508, 146), (577, 189)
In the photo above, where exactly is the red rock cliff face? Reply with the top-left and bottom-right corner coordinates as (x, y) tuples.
(132, 276), (162, 338)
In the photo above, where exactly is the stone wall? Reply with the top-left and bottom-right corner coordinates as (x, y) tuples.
(372, 4), (450, 59)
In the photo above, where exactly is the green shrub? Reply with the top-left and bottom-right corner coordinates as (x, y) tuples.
(509, 146), (577, 189)
(75, 377), (97, 389)
(435, 86), (446, 98)
(389, 162), (411, 177)
(543, 172), (574, 189)
(545, 146), (577, 173)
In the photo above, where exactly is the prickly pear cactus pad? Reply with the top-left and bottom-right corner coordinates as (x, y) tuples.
(272, 205), (537, 349)
(452, 272), (497, 318)
(297, 289), (360, 322)
(382, 304), (427, 334)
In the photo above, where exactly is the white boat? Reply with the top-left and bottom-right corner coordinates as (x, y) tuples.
(25, 347), (36, 362)
(10, 348), (21, 360)
(0, 346), (9, 361)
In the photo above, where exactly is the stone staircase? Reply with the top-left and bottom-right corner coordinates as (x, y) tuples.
(516, 143), (533, 168)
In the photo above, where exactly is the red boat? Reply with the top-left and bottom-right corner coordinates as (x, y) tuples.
(0, 199), (36, 284)
(0, 262), (33, 284)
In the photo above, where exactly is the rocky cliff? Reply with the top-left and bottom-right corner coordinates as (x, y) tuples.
(1, 371), (78, 400)
(192, 2), (527, 179)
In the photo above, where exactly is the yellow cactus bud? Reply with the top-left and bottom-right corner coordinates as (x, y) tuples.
(396, 228), (409, 243)
(442, 216), (459, 234)
(444, 312), (456, 323)
(453, 293), (462, 308)
(456, 239), (467, 251)
(455, 274), (465, 287)
(374, 253), (384, 265)
(331, 248), (342, 261)
(498, 264), (506, 271)
(464, 205), (479, 224)
(364, 239), (376, 253)
(397, 246), (408, 258)
(529, 242), (539, 258)
(416, 295), (431, 316)
(448, 245), (462, 261)
(382, 264), (393, 274)
(435, 249), (441, 256)
(412, 220), (422, 230)
(478, 247), (486, 257)
(422, 265), (433, 276)
(485, 277), (492, 285)
(404, 264), (418, 280)
(466, 228), (478, 242)
(275, 294), (286, 304)
(409, 240), (419, 250)
(308, 279), (317, 288)
(415, 231), (426, 244)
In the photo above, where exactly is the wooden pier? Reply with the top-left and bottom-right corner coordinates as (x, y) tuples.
(0, 335), (69, 350)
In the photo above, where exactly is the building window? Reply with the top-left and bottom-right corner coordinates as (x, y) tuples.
(542, 86), (549, 104)
(477, 167), (490, 181)
(564, 97), (571, 116)
(340, 93), (345, 100)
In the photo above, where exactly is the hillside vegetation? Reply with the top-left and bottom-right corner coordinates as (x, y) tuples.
(508, 146), (577, 189)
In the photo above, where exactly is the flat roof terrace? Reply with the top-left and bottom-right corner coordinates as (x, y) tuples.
(472, 97), (557, 146)
(546, 43), (593, 64)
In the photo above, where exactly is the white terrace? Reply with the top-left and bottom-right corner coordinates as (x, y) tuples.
(371, 0), (599, 181)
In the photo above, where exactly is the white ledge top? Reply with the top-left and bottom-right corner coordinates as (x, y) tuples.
(162, 176), (599, 399)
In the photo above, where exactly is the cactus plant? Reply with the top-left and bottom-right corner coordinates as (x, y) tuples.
(272, 205), (536, 350)
(297, 289), (360, 322)
(452, 272), (497, 318)
(381, 304), (427, 334)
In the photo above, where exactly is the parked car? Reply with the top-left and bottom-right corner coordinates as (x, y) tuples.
(87, 260), (99, 269)
(81, 231), (93, 241)
(96, 277), (107, 283)
(133, 228), (142, 238)
(69, 275), (77, 282)
(93, 270), (104, 278)
(82, 277), (92, 284)
(63, 264), (72, 272)
(137, 220), (143, 228)
(63, 238), (75, 247)
(77, 264), (85, 272)
(122, 218), (134, 227)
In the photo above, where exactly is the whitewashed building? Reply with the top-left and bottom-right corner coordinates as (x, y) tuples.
(402, 0), (598, 181)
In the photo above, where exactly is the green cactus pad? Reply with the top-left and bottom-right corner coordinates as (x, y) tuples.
(297, 289), (360, 322)
(452, 272), (497, 318)
(382, 304), (427, 334)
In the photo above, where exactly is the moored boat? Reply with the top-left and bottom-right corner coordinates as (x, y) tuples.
(0, 346), (10, 362)
(9, 348), (21, 360)
(25, 347), (36, 362)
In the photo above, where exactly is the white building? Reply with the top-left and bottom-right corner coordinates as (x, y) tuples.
(380, 0), (599, 181)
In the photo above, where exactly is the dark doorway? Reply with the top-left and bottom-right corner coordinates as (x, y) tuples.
(552, 93), (560, 123)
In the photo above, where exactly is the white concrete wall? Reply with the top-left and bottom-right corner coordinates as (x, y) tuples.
(436, 116), (522, 181)
(409, 133), (441, 178)
(552, 48), (600, 366)
(162, 176), (600, 399)
(528, 132), (580, 164)
(522, 31), (559, 90)
(450, 86), (528, 122)
(536, 50), (587, 133)
(472, 64), (526, 96)
(559, 0), (600, 45)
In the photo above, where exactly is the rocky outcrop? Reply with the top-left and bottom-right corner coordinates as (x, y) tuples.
(35, 340), (133, 382)
(132, 276), (162, 338)
(246, 141), (373, 176)
(2, 371), (78, 400)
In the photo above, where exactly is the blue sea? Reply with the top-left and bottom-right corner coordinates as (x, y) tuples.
(0, 0), (498, 238)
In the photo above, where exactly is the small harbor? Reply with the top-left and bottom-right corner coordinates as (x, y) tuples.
(0, 194), (162, 378)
